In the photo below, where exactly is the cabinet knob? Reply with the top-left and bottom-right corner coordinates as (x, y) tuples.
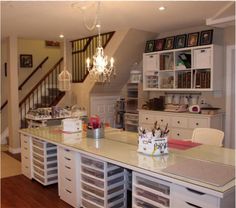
(177, 133), (180, 136)
(196, 123), (199, 126)
(177, 121), (180, 124)
(149, 55), (153, 58)
(146, 117), (148, 120)
(161, 119), (163, 122)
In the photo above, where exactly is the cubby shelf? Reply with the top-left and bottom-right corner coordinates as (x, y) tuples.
(143, 44), (223, 91)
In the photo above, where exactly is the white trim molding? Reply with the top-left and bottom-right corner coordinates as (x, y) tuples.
(1, 127), (9, 144)
(8, 147), (21, 154)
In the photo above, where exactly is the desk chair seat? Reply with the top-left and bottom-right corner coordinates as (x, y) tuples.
(191, 128), (224, 147)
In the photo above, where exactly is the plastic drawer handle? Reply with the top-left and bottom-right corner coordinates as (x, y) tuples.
(65, 149), (70, 152)
(24, 147), (27, 150)
(66, 178), (71, 182)
(24, 141), (27, 143)
(186, 202), (202, 208)
(186, 188), (205, 195)
(25, 156), (28, 159)
(65, 189), (72, 194)
(65, 166), (71, 170)
(64, 157), (71, 161)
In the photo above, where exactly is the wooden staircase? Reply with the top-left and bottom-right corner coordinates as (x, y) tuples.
(19, 57), (64, 128)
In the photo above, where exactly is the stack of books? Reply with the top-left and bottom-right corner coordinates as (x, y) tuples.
(195, 71), (211, 88)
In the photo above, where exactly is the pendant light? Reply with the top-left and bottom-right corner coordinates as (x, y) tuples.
(58, 38), (72, 91)
(86, 2), (115, 83)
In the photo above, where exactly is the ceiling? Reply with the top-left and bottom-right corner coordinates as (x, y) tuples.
(1, 1), (235, 41)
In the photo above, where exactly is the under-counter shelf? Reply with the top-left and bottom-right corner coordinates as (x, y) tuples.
(31, 138), (58, 186)
(81, 154), (127, 208)
(133, 172), (171, 208)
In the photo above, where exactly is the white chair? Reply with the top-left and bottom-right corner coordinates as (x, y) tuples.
(191, 128), (224, 147)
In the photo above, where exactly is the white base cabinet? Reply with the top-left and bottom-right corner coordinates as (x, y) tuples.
(20, 134), (32, 179)
(171, 183), (235, 208)
(139, 110), (223, 140)
(58, 147), (81, 208)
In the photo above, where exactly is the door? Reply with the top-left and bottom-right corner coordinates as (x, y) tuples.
(90, 96), (119, 128)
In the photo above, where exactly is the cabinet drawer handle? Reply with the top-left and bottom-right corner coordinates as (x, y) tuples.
(186, 202), (202, 208)
(65, 166), (71, 170)
(64, 157), (71, 161)
(65, 149), (70, 152)
(65, 189), (72, 194)
(25, 166), (28, 169)
(186, 188), (205, 195)
(177, 121), (180, 124)
(145, 118), (148, 120)
(65, 178), (71, 182)
(149, 55), (153, 58)
(24, 141), (27, 143)
(196, 123), (199, 126)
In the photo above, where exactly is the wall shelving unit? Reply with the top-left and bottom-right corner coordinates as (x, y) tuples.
(143, 44), (223, 91)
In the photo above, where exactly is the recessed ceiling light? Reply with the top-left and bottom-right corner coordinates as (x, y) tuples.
(159, 6), (166, 11)
(59, 34), (64, 38)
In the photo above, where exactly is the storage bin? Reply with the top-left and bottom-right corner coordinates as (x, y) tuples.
(80, 154), (127, 208)
(193, 48), (211, 69)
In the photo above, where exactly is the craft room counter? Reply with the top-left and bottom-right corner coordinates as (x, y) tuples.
(19, 126), (235, 194)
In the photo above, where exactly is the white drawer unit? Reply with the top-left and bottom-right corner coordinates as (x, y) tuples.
(171, 184), (224, 208)
(133, 172), (171, 208)
(139, 110), (223, 140)
(80, 154), (127, 208)
(32, 138), (58, 186)
(20, 134), (32, 179)
(58, 147), (80, 208)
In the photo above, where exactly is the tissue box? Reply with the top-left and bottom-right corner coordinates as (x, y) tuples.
(138, 135), (168, 156)
(62, 118), (82, 133)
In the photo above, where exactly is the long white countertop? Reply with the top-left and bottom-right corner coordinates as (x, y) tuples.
(19, 126), (235, 196)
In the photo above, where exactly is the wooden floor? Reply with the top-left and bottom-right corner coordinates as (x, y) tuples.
(1, 175), (72, 208)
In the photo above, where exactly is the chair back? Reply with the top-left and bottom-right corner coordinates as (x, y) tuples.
(192, 128), (224, 147)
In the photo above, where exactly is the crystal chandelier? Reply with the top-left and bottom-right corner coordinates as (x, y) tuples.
(86, 2), (115, 82)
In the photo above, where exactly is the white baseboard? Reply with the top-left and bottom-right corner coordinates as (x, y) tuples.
(8, 147), (21, 154)
(1, 128), (9, 144)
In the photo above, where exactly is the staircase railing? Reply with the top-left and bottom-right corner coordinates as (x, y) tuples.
(19, 58), (64, 128)
(71, 31), (115, 83)
(19, 56), (49, 90)
(0, 56), (49, 112)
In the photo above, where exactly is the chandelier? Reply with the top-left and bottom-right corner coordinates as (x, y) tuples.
(86, 2), (115, 82)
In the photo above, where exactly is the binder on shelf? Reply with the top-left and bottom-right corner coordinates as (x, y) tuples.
(178, 53), (191, 68)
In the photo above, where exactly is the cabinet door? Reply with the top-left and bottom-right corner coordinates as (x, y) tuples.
(143, 53), (159, 71)
(193, 48), (211, 69)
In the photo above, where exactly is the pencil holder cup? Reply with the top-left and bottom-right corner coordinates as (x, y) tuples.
(87, 127), (104, 139)
(138, 133), (168, 156)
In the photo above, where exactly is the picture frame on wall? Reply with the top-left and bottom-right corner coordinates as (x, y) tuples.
(155, 39), (165, 51)
(145, 40), (155, 53)
(20, 54), (33, 68)
(174, 34), (187, 49)
(200, 30), (213, 45)
(164, 37), (175, 50)
(187, 32), (199, 47)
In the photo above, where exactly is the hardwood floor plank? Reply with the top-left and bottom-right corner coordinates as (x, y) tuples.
(1, 175), (72, 208)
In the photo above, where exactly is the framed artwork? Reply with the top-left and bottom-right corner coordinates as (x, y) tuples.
(155, 39), (165, 51)
(20, 54), (33, 68)
(145, 40), (155, 53)
(187, 32), (199, 47)
(164, 37), (175, 50)
(174, 34), (187, 49)
(45, 40), (60, 47)
(200, 30), (213, 45)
